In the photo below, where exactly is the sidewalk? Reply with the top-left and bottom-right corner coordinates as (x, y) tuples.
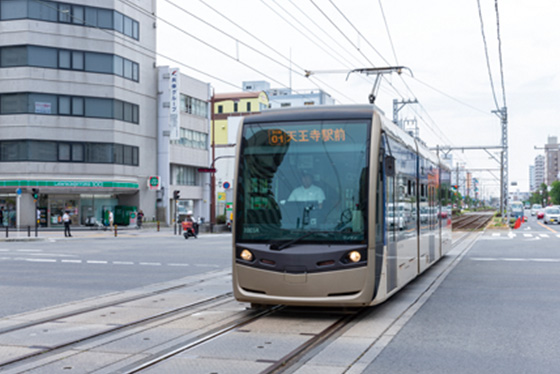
(0, 225), (227, 242)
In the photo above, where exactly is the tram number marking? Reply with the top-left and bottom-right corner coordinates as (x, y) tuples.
(268, 128), (347, 145)
(244, 227), (260, 234)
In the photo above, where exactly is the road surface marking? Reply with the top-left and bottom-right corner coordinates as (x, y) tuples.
(523, 234), (532, 238)
(87, 260), (108, 264)
(538, 222), (558, 233)
(492, 233), (500, 237)
(540, 234), (550, 238)
(113, 261), (134, 265)
(471, 257), (560, 263)
(139, 262), (161, 266)
(62, 259), (82, 263)
(23, 258), (56, 263)
(168, 263), (190, 267)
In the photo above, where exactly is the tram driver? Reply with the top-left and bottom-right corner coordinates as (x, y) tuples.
(287, 172), (326, 209)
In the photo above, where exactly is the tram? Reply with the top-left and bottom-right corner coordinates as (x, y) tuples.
(232, 105), (452, 307)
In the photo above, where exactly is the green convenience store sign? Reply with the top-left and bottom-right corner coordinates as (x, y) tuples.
(0, 180), (139, 189)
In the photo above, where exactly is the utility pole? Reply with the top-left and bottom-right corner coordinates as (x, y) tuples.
(210, 91), (216, 233)
(393, 99), (418, 129)
(493, 107), (508, 220)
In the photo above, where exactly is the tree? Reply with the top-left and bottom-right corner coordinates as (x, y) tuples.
(530, 191), (543, 205)
(540, 183), (549, 206)
(550, 181), (560, 205)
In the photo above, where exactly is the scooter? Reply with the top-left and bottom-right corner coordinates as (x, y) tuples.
(182, 221), (197, 239)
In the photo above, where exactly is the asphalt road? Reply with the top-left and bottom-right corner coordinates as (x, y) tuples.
(0, 232), (233, 318)
(364, 213), (560, 373)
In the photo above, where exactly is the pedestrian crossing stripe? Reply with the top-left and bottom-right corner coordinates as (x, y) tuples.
(483, 232), (559, 239)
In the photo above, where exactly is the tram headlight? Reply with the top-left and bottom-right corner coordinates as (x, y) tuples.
(240, 249), (254, 262)
(348, 251), (362, 263)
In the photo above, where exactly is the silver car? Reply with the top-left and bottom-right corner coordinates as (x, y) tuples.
(531, 204), (542, 216)
(543, 207), (560, 225)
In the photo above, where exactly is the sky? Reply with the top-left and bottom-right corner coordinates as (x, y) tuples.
(155, 0), (560, 199)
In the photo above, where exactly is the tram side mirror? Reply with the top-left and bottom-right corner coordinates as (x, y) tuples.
(385, 155), (395, 177)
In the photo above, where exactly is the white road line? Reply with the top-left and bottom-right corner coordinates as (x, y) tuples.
(139, 262), (161, 266)
(168, 263), (190, 267)
(471, 257), (560, 263)
(61, 259), (82, 263)
(557, 235), (560, 238)
(540, 234), (550, 238)
(0, 249), (9, 252)
(113, 261), (134, 265)
(24, 258), (57, 263)
(16, 249), (42, 252)
(87, 260), (108, 264)
(523, 234), (532, 238)
(492, 233), (500, 237)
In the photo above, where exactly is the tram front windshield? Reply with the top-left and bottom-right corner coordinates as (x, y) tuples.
(236, 119), (370, 244)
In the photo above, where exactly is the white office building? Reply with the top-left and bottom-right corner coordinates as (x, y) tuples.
(0, 0), (158, 228)
(157, 67), (211, 225)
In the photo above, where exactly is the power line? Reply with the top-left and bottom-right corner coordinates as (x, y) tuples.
(476, 0), (500, 110)
(494, 0), (507, 107)
(327, 0), (391, 66)
(308, 0), (376, 67)
(376, 0), (398, 65)
(32, 0), (241, 89)
(266, 0), (363, 69)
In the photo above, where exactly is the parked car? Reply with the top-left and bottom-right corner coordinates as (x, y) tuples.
(531, 204), (543, 216)
(543, 207), (560, 225)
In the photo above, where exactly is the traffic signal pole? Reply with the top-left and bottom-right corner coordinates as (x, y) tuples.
(210, 91), (216, 233)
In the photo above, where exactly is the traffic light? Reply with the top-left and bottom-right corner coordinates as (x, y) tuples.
(32, 188), (39, 200)
(173, 190), (180, 200)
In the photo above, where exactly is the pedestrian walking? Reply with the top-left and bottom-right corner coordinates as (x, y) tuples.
(63, 210), (72, 237)
(137, 210), (144, 228)
(108, 210), (114, 231)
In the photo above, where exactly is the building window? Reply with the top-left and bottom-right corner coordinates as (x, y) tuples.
(233, 102), (238, 112)
(172, 164), (198, 186)
(217, 105), (223, 114)
(173, 128), (208, 150)
(246, 102), (251, 112)
(0, 0), (140, 41)
(180, 94), (208, 117)
(0, 45), (139, 82)
(0, 92), (138, 124)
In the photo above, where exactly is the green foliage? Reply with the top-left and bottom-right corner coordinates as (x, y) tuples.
(541, 183), (549, 205)
(550, 181), (560, 205)
(216, 214), (226, 224)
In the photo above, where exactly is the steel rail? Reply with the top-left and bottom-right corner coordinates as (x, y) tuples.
(0, 292), (234, 369)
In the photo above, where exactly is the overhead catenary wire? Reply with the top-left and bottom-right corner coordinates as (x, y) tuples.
(163, 0), (358, 103)
(476, 0), (500, 110)
(376, 0), (398, 65)
(32, 0), (242, 90)
(494, 0), (507, 108)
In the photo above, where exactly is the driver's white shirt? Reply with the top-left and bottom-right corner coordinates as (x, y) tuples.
(288, 185), (325, 203)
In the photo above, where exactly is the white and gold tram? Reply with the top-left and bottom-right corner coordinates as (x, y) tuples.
(232, 105), (452, 307)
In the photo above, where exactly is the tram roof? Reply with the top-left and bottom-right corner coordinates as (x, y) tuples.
(243, 105), (377, 124)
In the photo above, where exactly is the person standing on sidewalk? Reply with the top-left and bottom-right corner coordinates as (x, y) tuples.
(63, 210), (72, 237)
(108, 210), (114, 231)
(137, 210), (144, 228)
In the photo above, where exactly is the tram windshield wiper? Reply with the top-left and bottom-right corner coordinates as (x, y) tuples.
(269, 230), (339, 251)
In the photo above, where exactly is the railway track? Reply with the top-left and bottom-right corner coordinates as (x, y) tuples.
(0, 232), (484, 374)
(453, 212), (495, 230)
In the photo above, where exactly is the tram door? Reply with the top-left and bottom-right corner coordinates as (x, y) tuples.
(384, 144), (398, 294)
